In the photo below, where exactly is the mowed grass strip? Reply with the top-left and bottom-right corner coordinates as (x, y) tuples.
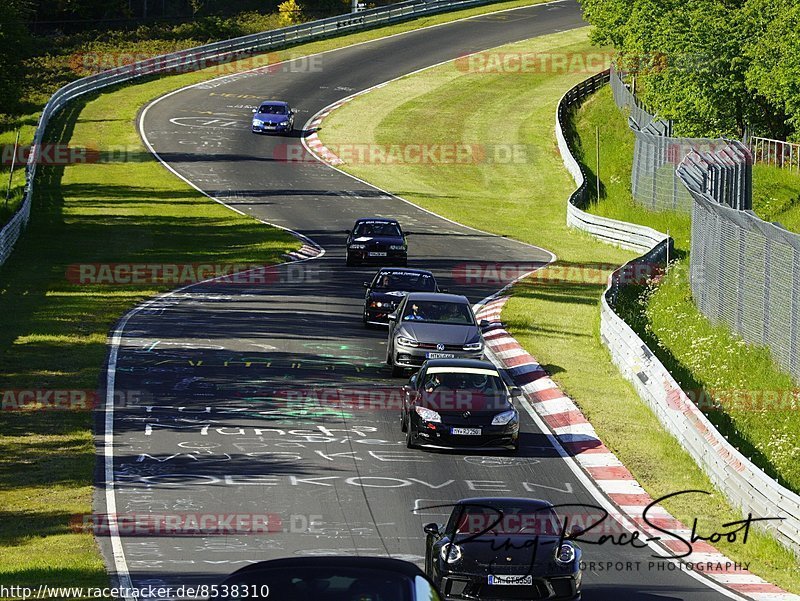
(573, 85), (800, 493)
(0, 1), (554, 593)
(319, 28), (800, 591)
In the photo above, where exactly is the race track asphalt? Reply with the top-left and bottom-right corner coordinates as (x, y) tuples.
(98, 2), (742, 599)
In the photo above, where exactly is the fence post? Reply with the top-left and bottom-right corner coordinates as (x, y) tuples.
(5, 129), (20, 208)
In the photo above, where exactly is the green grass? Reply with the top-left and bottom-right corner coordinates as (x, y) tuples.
(319, 27), (800, 592)
(753, 163), (800, 231)
(0, 1), (554, 594)
(573, 83), (800, 495)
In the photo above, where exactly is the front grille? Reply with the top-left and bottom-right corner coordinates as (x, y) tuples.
(418, 342), (463, 351)
(472, 581), (549, 600)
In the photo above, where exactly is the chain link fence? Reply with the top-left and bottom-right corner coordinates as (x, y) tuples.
(678, 147), (800, 379)
(610, 65), (751, 212)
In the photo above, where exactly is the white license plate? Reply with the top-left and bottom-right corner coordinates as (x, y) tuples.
(425, 352), (456, 359)
(488, 575), (533, 586)
(451, 427), (481, 436)
(264, 125), (276, 129)
(368, 252), (387, 257)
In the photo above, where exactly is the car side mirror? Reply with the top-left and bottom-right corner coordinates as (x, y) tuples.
(290, 109), (296, 114)
(409, 374), (417, 387)
(423, 523), (440, 536)
(344, 229), (352, 234)
(479, 319), (490, 329)
(509, 386), (521, 397)
(363, 282), (369, 288)
(388, 312), (398, 322)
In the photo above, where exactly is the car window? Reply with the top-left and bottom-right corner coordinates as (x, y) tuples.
(258, 104), (287, 114)
(402, 301), (474, 324)
(373, 272), (435, 292)
(355, 222), (402, 237)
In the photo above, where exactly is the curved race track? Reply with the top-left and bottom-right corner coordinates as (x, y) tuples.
(101, 2), (743, 599)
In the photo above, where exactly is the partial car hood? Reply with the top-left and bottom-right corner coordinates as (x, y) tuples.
(448, 535), (565, 573)
(420, 391), (511, 414)
(350, 235), (404, 246)
(369, 290), (410, 301)
(399, 323), (479, 345)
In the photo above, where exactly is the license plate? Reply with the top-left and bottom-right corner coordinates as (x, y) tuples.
(451, 427), (481, 436)
(425, 352), (455, 359)
(368, 252), (387, 257)
(488, 575), (533, 586)
(264, 125), (276, 129)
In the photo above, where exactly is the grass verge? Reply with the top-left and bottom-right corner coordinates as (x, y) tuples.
(0, 0), (552, 593)
(319, 27), (800, 591)
(573, 85), (800, 493)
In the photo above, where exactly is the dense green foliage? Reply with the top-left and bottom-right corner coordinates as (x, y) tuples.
(580, 0), (800, 140)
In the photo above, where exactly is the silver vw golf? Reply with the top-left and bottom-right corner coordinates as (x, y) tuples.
(387, 292), (487, 377)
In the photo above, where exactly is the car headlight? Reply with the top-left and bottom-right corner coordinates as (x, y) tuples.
(253, 119), (263, 125)
(415, 406), (441, 423)
(555, 543), (576, 565)
(370, 301), (394, 309)
(491, 410), (517, 425)
(280, 120), (290, 126)
(463, 341), (483, 351)
(349, 244), (366, 249)
(389, 244), (406, 250)
(440, 543), (462, 563)
(397, 336), (419, 348)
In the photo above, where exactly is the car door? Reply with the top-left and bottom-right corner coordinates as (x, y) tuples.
(388, 296), (407, 351)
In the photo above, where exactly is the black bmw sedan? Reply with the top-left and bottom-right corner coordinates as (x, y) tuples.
(423, 497), (582, 600)
(363, 268), (442, 326)
(345, 218), (408, 266)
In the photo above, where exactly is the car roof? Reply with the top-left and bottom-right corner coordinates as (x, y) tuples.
(221, 556), (425, 580)
(354, 217), (400, 225)
(259, 100), (289, 106)
(405, 292), (468, 302)
(422, 358), (498, 370)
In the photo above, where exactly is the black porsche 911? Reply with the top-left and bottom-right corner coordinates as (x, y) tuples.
(401, 359), (520, 452)
(423, 497), (582, 601)
(346, 218), (408, 266)
(363, 268), (444, 327)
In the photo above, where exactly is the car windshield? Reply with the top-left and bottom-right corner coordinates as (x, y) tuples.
(374, 272), (435, 292)
(421, 371), (504, 394)
(402, 301), (473, 324)
(449, 503), (561, 537)
(354, 222), (402, 237)
(258, 104), (287, 114)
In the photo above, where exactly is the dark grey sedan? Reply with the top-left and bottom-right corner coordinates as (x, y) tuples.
(387, 292), (487, 377)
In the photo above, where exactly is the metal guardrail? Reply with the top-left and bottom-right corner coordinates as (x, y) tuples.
(751, 136), (800, 172)
(0, 0), (504, 269)
(556, 73), (800, 556)
(555, 70), (669, 253)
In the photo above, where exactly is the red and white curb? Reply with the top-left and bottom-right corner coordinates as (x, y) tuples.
(475, 294), (798, 601)
(304, 97), (357, 166)
(284, 242), (324, 262)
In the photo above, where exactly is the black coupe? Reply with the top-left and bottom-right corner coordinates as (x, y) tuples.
(423, 497), (582, 600)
